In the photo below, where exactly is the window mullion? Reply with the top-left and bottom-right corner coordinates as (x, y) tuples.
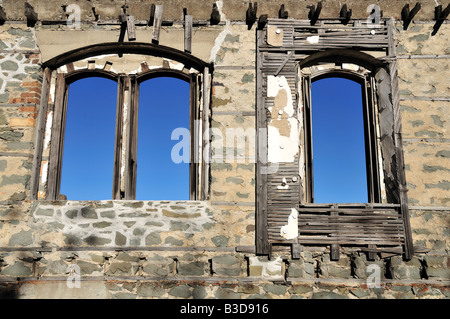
(124, 75), (139, 200)
(112, 75), (126, 200)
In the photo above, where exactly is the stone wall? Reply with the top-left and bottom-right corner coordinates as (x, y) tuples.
(0, 0), (448, 299)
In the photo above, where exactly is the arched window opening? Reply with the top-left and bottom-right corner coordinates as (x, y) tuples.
(310, 77), (368, 203)
(136, 77), (190, 200)
(60, 77), (118, 200)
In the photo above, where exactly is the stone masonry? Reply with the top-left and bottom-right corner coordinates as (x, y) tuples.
(0, 0), (448, 299)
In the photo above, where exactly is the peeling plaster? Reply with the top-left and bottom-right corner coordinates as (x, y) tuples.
(267, 75), (298, 163)
(280, 208), (299, 240)
(209, 0), (231, 63)
(306, 35), (320, 44)
(248, 256), (283, 280)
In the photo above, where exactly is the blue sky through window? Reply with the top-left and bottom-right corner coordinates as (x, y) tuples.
(60, 77), (117, 200)
(136, 77), (190, 200)
(311, 77), (368, 203)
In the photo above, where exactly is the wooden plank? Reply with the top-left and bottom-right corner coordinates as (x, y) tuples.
(46, 73), (66, 200)
(30, 68), (52, 200)
(184, 15), (192, 54)
(256, 30), (269, 255)
(201, 67), (210, 201)
(152, 5), (163, 44)
(124, 76), (138, 199)
(126, 15), (136, 41)
(112, 76), (126, 199)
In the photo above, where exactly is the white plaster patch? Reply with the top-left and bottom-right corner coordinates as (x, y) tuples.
(268, 118), (299, 163)
(43, 111), (53, 150)
(280, 208), (299, 240)
(266, 75), (294, 116)
(306, 35), (320, 44)
(209, 0), (231, 63)
(249, 256), (284, 280)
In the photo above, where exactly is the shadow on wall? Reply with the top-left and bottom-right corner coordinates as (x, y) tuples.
(0, 283), (19, 299)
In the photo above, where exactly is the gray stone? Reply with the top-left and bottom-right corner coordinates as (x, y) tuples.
(168, 285), (192, 298)
(64, 234), (82, 246)
(8, 230), (33, 246)
(226, 177), (244, 184)
(0, 131), (23, 141)
(115, 232), (127, 246)
(145, 232), (162, 245)
(170, 221), (189, 231)
(108, 262), (132, 275)
(164, 236), (183, 246)
(263, 284), (287, 296)
(116, 252), (139, 262)
(84, 235), (111, 246)
(0, 61), (18, 71)
(93, 221), (112, 228)
(211, 235), (229, 247)
(312, 291), (349, 299)
(178, 262), (206, 276)
(0, 174), (30, 187)
(81, 206), (98, 219)
(1, 261), (32, 276)
(77, 260), (102, 275)
(214, 288), (241, 299)
(142, 263), (169, 276)
(192, 285), (207, 299)
(137, 282), (165, 298)
(19, 38), (36, 48)
(65, 209), (78, 219)
(100, 210), (115, 218)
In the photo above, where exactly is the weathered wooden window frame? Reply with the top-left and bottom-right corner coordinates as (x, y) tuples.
(31, 42), (212, 202)
(256, 19), (414, 260)
(301, 68), (381, 204)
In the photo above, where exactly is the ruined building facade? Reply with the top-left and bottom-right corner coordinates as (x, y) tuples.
(0, 0), (448, 298)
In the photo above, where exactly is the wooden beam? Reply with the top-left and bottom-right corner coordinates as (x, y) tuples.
(126, 16), (136, 41)
(401, 3), (421, 31)
(0, 6), (7, 25)
(30, 68), (52, 200)
(201, 67), (211, 201)
(432, 4), (450, 36)
(339, 4), (352, 25)
(152, 5), (163, 44)
(24, 1), (38, 27)
(308, 2), (322, 26)
(278, 4), (288, 19)
(210, 3), (220, 25)
(184, 15), (192, 54)
(255, 30), (269, 255)
(112, 76), (126, 200)
(246, 1), (257, 30)
(330, 206), (340, 261)
(148, 4), (155, 26)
